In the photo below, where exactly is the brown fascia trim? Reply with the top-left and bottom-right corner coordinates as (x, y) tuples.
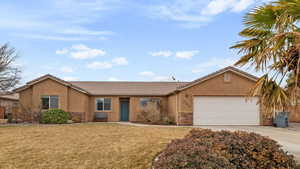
(175, 66), (259, 92)
(0, 96), (19, 101)
(13, 74), (90, 95)
(13, 85), (30, 93)
(90, 94), (168, 97)
(166, 90), (180, 96)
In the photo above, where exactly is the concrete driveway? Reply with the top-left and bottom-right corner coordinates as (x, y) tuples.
(196, 123), (300, 161)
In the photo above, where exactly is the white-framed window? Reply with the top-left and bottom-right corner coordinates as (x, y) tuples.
(96, 98), (112, 111)
(140, 98), (161, 107)
(140, 98), (150, 107)
(41, 96), (59, 109)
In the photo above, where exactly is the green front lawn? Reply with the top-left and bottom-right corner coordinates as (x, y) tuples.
(0, 123), (190, 169)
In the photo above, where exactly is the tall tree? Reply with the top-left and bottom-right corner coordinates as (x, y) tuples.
(0, 44), (21, 92)
(231, 0), (300, 113)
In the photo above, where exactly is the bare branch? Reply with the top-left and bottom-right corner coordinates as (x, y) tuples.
(0, 43), (21, 92)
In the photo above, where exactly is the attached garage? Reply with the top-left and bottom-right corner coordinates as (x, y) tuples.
(173, 66), (268, 126)
(193, 96), (260, 125)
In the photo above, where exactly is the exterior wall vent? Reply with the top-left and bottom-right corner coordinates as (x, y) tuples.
(224, 73), (231, 82)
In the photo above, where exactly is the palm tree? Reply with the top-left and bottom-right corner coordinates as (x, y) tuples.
(231, 0), (300, 115)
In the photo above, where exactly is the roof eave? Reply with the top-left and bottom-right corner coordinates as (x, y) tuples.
(0, 96), (19, 101)
(90, 94), (169, 96)
(13, 74), (90, 95)
(177, 66), (258, 91)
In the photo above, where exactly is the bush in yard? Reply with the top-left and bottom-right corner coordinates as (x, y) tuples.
(137, 101), (161, 123)
(41, 109), (69, 124)
(153, 129), (296, 169)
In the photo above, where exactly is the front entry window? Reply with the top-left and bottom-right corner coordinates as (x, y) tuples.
(140, 98), (161, 108)
(41, 96), (59, 109)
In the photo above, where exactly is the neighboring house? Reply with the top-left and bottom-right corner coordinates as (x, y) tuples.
(14, 66), (276, 125)
(0, 92), (19, 119)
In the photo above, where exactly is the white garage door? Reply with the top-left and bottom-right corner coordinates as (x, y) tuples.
(193, 96), (260, 125)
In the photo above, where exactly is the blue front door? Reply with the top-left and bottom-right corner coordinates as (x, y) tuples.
(120, 100), (129, 121)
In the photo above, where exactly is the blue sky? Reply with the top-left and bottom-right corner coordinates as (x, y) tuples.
(0, 0), (269, 83)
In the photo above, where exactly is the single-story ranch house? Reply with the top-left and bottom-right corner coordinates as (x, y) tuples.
(14, 66), (285, 125)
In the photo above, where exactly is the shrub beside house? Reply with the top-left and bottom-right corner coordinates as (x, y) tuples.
(153, 129), (297, 169)
(40, 109), (69, 124)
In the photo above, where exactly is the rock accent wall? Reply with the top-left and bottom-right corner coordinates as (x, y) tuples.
(178, 112), (193, 125)
(69, 112), (84, 122)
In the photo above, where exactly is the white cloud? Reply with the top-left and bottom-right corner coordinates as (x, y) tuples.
(139, 71), (155, 76)
(56, 44), (106, 59)
(149, 0), (210, 23)
(86, 57), (128, 70)
(149, 0), (257, 27)
(202, 0), (255, 15)
(107, 77), (120, 81)
(63, 76), (79, 81)
(175, 50), (199, 59)
(112, 57), (128, 65)
(56, 48), (69, 55)
(231, 0), (255, 12)
(149, 51), (173, 57)
(71, 44), (91, 51)
(13, 34), (87, 41)
(87, 61), (112, 69)
(0, 1), (118, 41)
(59, 27), (114, 36)
(192, 57), (237, 73)
(53, 0), (122, 14)
(153, 76), (173, 81)
(139, 71), (175, 81)
(202, 0), (235, 15)
(60, 66), (74, 73)
(149, 50), (199, 59)
(70, 44), (106, 59)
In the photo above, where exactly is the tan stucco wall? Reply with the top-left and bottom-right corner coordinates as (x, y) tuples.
(32, 79), (68, 111)
(167, 94), (178, 123)
(19, 87), (33, 120)
(68, 88), (90, 122)
(89, 96), (168, 122)
(175, 71), (266, 125)
(19, 79), (90, 122)
(129, 96), (168, 122)
(18, 71), (268, 125)
(89, 96), (120, 122)
(19, 87), (32, 111)
(19, 78), (170, 123)
(177, 72), (256, 113)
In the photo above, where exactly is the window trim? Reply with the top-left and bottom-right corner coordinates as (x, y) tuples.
(95, 97), (112, 111)
(139, 97), (161, 108)
(41, 95), (60, 110)
(140, 98), (150, 107)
